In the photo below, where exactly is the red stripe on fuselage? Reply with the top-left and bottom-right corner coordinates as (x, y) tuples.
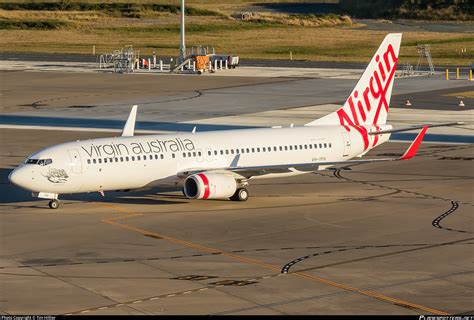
(197, 173), (210, 199)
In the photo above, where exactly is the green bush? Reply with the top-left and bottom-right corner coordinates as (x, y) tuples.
(338, 0), (473, 20)
(0, 19), (66, 29)
(0, 2), (222, 17)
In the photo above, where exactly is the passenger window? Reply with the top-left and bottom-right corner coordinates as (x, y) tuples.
(319, 143), (322, 148)
(220, 150), (224, 155)
(126, 156), (129, 161)
(284, 146), (288, 151)
(226, 150), (229, 155)
(143, 155), (147, 160)
(263, 147), (266, 152)
(115, 158), (118, 162)
(304, 145), (308, 149)
(309, 144), (313, 149)
(131, 156), (135, 161)
(172, 154), (175, 158)
(193, 152), (196, 157)
(214, 151), (217, 156)
(188, 152), (192, 157)
(241, 149), (245, 154)
(246, 148), (250, 153)
(231, 149), (234, 154)
(99, 159), (102, 164)
(87, 159), (91, 164)
(274, 147), (277, 151)
(208, 151), (211, 156)
(257, 148), (260, 152)
(289, 146), (293, 150)
(120, 157), (124, 162)
(183, 153), (186, 158)
(324, 143), (327, 148)
(198, 151), (201, 157)
(93, 159), (97, 164)
(329, 143), (332, 148)
(137, 156), (141, 161)
(252, 148), (255, 153)
(160, 154), (164, 159)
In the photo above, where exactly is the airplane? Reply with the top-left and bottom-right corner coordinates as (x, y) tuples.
(8, 33), (459, 209)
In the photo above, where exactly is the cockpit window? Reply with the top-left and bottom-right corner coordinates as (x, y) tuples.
(25, 158), (52, 166)
(25, 159), (39, 164)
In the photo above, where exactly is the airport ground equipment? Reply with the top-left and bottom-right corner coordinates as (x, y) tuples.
(401, 62), (414, 77)
(415, 44), (435, 76)
(98, 45), (137, 73)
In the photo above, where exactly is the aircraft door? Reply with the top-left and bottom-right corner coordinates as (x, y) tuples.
(68, 149), (82, 174)
(342, 132), (351, 157)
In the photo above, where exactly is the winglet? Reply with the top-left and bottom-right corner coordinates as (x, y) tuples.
(399, 126), (428, 160)
(122, 105), (138, 137)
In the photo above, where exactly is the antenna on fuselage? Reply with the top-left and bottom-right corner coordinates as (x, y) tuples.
(192, 126), (196, 134)
(122, 105), (138, 137)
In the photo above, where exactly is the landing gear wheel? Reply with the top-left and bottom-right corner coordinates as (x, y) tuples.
(48, 199), (59, 209)
(230, 188), (249, 202)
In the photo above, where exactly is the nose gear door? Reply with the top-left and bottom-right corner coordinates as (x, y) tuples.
(68, 149), (82, 174)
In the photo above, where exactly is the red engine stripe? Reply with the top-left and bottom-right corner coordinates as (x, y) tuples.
(197, 173), (210, 199)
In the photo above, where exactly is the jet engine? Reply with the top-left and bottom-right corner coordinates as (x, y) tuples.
(183, 173), (237, 200)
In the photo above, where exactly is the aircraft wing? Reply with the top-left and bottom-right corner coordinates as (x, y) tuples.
(178, 127), (428, 179)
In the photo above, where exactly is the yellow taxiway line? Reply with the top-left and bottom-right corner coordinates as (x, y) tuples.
(98, 202), (449, 315)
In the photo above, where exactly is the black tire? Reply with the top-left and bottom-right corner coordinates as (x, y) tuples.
(49, 199), (59, 209)
(230, 188), (249, 202)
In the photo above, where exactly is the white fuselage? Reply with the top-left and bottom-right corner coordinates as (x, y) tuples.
(9, 125), (390, 195)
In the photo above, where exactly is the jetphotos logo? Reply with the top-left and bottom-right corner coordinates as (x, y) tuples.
(338, 43), (398, 151)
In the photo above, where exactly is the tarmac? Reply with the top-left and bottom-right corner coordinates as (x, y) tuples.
(0, 63), (473, 315)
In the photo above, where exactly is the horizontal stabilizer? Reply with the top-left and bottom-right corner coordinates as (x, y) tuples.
(369, 122), (462, 135)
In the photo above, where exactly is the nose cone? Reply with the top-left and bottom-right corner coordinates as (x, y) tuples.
(9, 167), (32, 190)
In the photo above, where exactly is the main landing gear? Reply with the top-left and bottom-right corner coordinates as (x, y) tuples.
(48, 199), (60, 209)
(230, 188), (249, 202)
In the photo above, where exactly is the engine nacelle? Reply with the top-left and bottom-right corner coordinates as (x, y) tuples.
(183, 173), (237, 199)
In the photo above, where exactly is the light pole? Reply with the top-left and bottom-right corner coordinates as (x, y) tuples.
(179, 0), (186, 64)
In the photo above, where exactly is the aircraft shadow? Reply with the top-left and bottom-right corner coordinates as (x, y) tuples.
(0, 168), (187, 206)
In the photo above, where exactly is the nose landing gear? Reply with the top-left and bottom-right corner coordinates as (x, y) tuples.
(32, 192), (60, 209)
(48, 199), (60, 209)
